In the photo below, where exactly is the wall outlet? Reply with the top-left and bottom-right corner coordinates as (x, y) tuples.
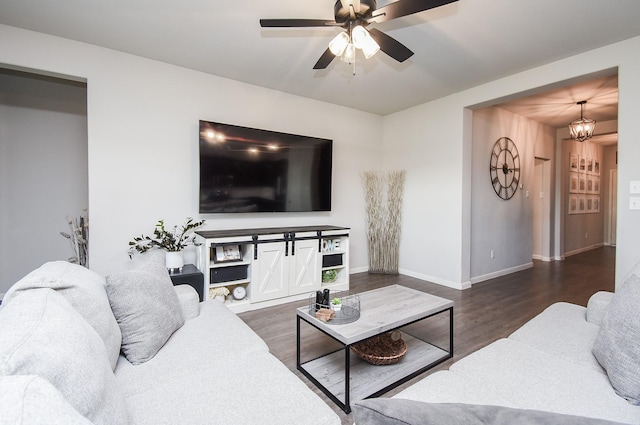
(490, 249), (495, 259)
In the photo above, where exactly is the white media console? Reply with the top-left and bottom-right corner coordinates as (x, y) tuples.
(195, 225), (350, 313)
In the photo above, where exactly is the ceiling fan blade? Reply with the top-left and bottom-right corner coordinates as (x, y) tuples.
(260, 19), (337, 28)
(368, 0), (458, 24)
(368, 28), (414, 62)
(313, 48), (336, 70)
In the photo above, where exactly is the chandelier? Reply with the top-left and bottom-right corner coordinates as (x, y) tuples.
(568, 100), (596, 142)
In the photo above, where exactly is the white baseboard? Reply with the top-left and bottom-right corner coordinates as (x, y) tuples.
(564, 243), (604, 258)
(399, 268), (471, 290)
(349, 266), (369, 274)
(531, 254), (554, 262)
(470, 262), (534, 285)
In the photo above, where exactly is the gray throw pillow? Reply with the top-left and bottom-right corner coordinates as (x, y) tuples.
(592, 272), (640, 405)
(353, 399), (626, 425)
(2, 261), (122, 370)
(0, 289), (129, 424)
(106, 255), (185, 365)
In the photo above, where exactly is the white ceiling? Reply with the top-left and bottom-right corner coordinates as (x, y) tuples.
(0, 0), (637, 121)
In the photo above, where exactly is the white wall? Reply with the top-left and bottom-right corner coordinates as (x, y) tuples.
(0, 24), (382, 283)
(0, 70), (87, 292)
(383, 35), (640, 288)
(470, 107), (555, 282)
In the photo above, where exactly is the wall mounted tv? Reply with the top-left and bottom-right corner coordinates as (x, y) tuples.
(199, 120), (333, 213)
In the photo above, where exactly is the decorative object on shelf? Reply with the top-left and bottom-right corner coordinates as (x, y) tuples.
(209, 286), (229, 302)
(60, 209), (89, 267)
(331, 297), (342, 311)
(212, 244), (243, 263)
(309, 291), (360, 325)
(361, 170), (406, 274)
(127, 218), (205, 271)
(232, 286), (247, 300)
(351, 331), (407, 365)
(322, 269), (338, 283)
(489, 137), (520, 200)
(568, 100), (596, 142)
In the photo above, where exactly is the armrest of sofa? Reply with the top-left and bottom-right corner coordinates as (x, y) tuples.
(586, 291), (614, 325)
(174, 284), (200, 321)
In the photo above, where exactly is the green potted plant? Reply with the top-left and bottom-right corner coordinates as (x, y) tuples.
(128, 218), (205, 270)
(331, 297), (342, 312)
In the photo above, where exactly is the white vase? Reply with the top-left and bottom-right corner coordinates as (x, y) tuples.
(165, 251), (184, 271)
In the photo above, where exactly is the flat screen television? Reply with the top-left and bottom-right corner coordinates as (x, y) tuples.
(199, 120), (333, 213)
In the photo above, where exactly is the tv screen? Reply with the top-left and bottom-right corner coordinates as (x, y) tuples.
(199, 120), (333, 213)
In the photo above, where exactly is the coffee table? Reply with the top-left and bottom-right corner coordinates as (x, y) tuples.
(296, 285), (453, 413)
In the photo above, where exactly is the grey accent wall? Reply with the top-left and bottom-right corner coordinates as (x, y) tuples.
(0, 69), (87, 294)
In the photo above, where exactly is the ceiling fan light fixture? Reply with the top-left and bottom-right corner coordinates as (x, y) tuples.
(340, 43), (356, 64)
(568, 100), (596, 142)
(352, 25), (380, 58)
(329, 32), (350, 56)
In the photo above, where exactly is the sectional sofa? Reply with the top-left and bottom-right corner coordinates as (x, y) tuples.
(0, 253), (340, 424)
(353, 264), (640, 424)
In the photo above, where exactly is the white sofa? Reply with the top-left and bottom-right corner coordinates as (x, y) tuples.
(0, 256), (340, 425)
(353, 269), (640, 424)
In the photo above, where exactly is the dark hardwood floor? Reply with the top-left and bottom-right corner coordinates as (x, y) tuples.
(238, 247), (615, 424)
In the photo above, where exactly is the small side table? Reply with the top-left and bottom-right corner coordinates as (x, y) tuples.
(169, 264), (204, 302)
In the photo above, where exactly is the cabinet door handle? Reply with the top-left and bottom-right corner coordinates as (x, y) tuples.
(252, 235), (259, 260)
(290, 232), (295, 256)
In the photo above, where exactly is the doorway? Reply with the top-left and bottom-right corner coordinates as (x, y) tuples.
(533, 157), (552, 261)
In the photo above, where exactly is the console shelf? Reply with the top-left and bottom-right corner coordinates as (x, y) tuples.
(195, 226), (349, 313)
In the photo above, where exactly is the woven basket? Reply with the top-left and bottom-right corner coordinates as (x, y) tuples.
(351, 331), (407, 365)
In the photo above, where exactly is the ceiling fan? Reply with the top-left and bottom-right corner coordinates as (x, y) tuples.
(260, 0), (458, 72)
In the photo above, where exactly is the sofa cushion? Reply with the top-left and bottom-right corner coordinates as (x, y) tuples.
(122, 350), (340, 425)
(2, 261), (121, 370)
(0, 288), (129, 424)
(106, 253), (185, 365)
(593, 272), (640, 405)
(0, 375), (93, 425)
(353, 399), (627, 425)
(508, 302), (603, 373)
(114, 298), (268, 396)
(397, 338), (639, 424)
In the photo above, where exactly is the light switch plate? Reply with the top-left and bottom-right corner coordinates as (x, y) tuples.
(630, 197), (640, 210)
(631, 181), (640, 194)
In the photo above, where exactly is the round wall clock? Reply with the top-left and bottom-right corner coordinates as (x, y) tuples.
(489, 137), (521, 200)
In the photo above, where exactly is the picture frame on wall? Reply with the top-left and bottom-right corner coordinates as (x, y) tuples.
(569, 194), (578, 214)
(593, 177), (600, 194)
(587, 158), (594, 174)
(578, 195), (587, 213)
(569, 172), (579, 193)
(578, 174), (587, 193)
(579, 157), (586, 173)
(587, 176), (594, 193)
(594, 159), (600, 175)
(570, 153), (580, 172)
(587, 196), (593, 212)
(212, 245), (243, 263)
(592, 196), (600, 213)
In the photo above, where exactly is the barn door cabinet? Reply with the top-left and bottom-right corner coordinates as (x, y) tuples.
(195, 226), (349, 313)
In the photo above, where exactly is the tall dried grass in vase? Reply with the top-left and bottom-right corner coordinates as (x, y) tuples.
(361, 170), (406, 274)
(60, 210), (89, 267)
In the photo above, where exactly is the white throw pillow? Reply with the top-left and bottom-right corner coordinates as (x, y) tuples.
(3, 261), (122, 370)
(106, 254), (185, 365)
(0, 288), (129, 424)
